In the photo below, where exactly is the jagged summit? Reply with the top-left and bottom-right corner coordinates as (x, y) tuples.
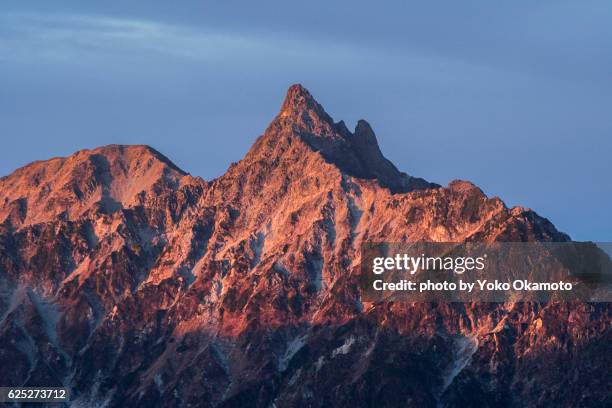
(255, 84), (436, 193)
(1, 86), (434, 229)
(278, 84), (333, 124)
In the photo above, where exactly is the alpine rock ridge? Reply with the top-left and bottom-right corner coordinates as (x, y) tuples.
(0, 85), (608, 407)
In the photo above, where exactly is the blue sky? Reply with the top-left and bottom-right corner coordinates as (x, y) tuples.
(1, 1), (611, 240)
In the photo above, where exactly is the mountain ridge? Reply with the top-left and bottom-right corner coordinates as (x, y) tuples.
(0, 85), (605, 408)
(2, 84), (527, 231)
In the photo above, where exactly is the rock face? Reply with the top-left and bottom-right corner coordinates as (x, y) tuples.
(0, 85), (609, 407)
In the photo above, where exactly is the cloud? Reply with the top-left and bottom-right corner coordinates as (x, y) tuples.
(0, 11), (542, 96)
(0, 13), (275, 62)
(0, 13), (373, 67)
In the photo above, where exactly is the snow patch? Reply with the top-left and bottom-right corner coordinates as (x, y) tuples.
(288, 368), (302, 386)
(249, 232), (265, 268)
(347, 196), (363, 231)
(278, 334), (307, 372)
(28, 290), (63, 349)
(154, 374), (163, 390)
(211, 342), (230, 378)
(314, 355), (325, 371)
(441, 334), (479, 393)
(332, 336), (355, 357)
(215, 279), (223, 298)
(273, 261), (291, 277)
(306, 254), (323, 291)
(355, 291), (364, 313)
(1, 285), (26, 324)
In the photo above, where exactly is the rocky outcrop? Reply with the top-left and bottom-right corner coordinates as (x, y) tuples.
(0, 85), (607, 407)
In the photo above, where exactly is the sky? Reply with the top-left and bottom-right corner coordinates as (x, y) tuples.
(1, 1), (611, 241)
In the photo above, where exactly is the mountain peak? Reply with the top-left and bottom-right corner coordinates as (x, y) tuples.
(281, 84), (313, 108)
(274, 84), (337, 137)
(279, 84), (327, 118)
(0, 144), (186, 227)
(253, 85), (436, 193)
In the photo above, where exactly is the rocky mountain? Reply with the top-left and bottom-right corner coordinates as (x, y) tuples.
(0, 85), (609, 407)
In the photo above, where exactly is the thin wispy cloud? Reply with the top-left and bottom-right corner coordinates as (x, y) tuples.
(0, 13), (272, 62)
(0, 13), (371, 66)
